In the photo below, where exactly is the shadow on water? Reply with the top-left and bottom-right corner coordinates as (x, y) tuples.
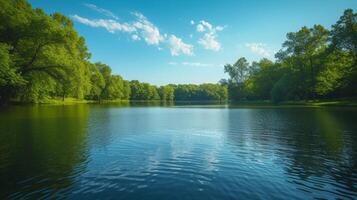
(0, 105), (90, 199)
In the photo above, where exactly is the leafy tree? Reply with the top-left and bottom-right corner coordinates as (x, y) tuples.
(122, 80), (131, 100)
(87, 63), (105, 101)
(199, 84), (228, 101)
(275, 25), (329, 99)
(159, 85), (174, 101)
(0, 1), (92, 102)
(130, 80), (159, 100)
(244, 59), (284, 100)
(331, 9), (357, 61)
(106, 75), (125, 100)
(0, 43), (25, 103)
(224, 57), (250, 100)
(172, 84), (227, 101)
(224, 57), (250, 84)
(330, 9), (357, 96)
(315, 51), (354, 97)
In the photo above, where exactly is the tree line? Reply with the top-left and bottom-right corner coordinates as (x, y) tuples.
(0, 0), (227, 104)
(223, 9), (356, 102)
(0, 0), (355, 104)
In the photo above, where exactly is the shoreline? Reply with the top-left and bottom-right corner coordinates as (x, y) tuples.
(5, 98), (357, 107)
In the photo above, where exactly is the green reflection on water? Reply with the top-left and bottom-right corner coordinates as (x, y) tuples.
(0, 105), (90, 198)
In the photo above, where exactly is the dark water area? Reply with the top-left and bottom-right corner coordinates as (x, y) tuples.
(0, 104), (356, 199)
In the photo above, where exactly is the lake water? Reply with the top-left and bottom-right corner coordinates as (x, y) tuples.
(0, 104), (356, 199)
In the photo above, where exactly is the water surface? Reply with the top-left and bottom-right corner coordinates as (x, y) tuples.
(0, 104), (356, 199)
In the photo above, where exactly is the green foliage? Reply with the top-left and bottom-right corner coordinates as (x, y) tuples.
(159, 85), (175, 101)
(315, 51), (354, 96)
(244, 59), (284, 100)
(106, 75), (125, 100)
(331, 9), (357, 58)
(224, 57), (249, 84)
(130, 80), (160, 101)
(271, 74), (293, 103)
(224, 57), (250, 101)
(173, 84), (227, 101)
(199, 83), (228, 101)
(330, 9), (357, 96)
(225, 9), (357, 102)
(276, 25), (330, 99)
(87, 63), (105, 100)
(122, 80), (131, 100)
(0, 43), (25, 102)
(0, 0), (92, 102)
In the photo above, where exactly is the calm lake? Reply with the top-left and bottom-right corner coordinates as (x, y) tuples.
(0, 104), (356, 199)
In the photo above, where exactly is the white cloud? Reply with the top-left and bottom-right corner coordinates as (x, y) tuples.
(198, 33), (221, 51)
(196, 24), (205, 32)
(84, 3), (119, 20)
(168, 35), (194, 56)
(73, 11), (194, 56)
(72, 15), (135, 33)
(182, 62), (213, 67)
(195, 20), (224, 51)
(199, 20), (213, 31)
(245, 43), (272, 57)
(132, 12), (164, 45)
(72, 12), (164, 46)
(169, 62), (216, 67)
(190, 20), (195, 25)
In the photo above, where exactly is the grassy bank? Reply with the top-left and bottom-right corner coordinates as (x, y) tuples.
(9, 98), (131, 105)
(282, 100), (357, 107)
(229, 99), (357, 107)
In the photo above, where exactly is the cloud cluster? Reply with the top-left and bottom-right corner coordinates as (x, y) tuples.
(72, 13), (163, 46)
(131, 12), (164, 45)
(168, 35), (193, 56)
(182, 62), (213, 67)
(73, 6), (193, 56)
(74, 4), (230, 57)
(195, 20), (224, 51)
(72, 15), (135, 33)
(245, 43), (272, 57)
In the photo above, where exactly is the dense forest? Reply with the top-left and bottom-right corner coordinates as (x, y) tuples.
(0, 0), (356, 104)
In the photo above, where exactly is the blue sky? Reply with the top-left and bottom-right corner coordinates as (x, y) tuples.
(29, 0), (356, 85)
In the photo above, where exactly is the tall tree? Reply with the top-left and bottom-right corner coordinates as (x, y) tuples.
(275, 25), (329, 99)
(224, 57), (250, 100)
(224, 57), (250, 84)
(330, 9), (357, 96)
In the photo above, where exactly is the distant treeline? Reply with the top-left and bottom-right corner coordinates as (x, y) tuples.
(223, 9), (356, 102)
(0, 0), (356, 104)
